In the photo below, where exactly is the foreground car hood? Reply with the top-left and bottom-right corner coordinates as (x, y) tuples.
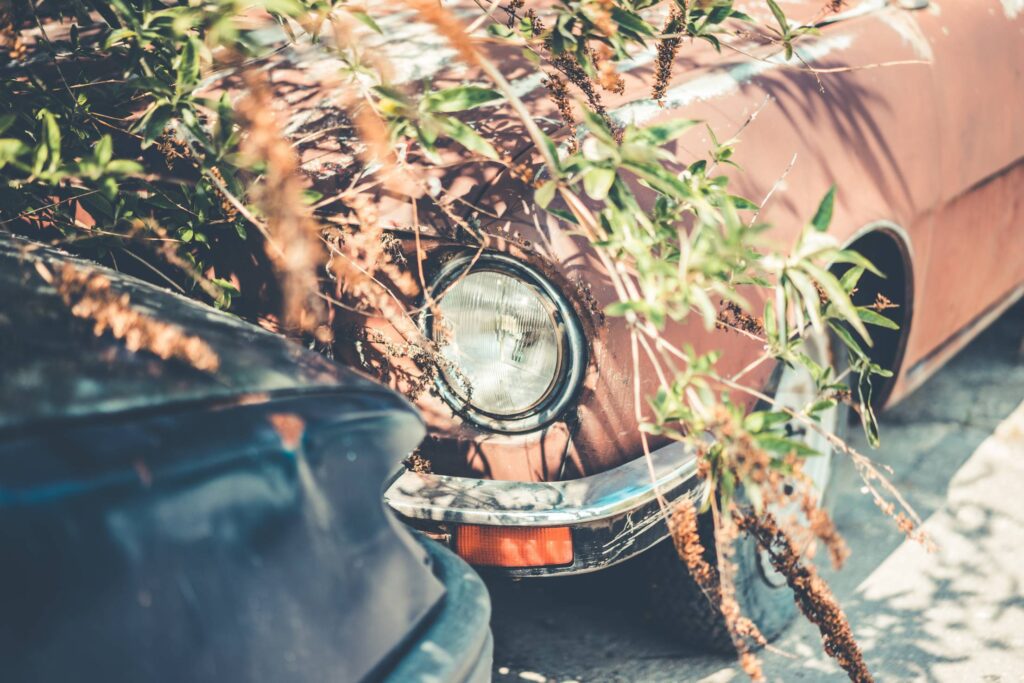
(0, 394), (438, 683)
(0, 235), (450, 682)
(0, 234), (386, 431)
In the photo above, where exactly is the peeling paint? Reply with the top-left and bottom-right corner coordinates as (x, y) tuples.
(824, 0), (888, 24)
(1002, 0), (1024, 19)
(612, 33), (856, 128)
(878, 8), (935, 61)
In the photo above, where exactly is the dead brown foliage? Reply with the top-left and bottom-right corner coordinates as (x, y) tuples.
(672, 499), (767, 681)
(739, 511), (873, 683)
(234, 70), (330, 341)
(40, 262), (220, 372)
(652, 9), (684, 103)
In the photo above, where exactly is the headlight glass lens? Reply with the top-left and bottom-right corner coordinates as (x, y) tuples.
(435, 269), (561, 417)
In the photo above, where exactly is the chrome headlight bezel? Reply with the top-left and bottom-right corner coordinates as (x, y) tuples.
(423, 252), (586, 434)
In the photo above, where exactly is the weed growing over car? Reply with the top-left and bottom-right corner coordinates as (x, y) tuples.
(0, 1), (930, 680)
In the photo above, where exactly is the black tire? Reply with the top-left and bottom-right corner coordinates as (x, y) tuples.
(635, 513), (797, 653)
(633, 340), (850, 654)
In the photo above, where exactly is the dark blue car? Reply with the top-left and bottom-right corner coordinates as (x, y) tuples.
(0, 234), (492, 682)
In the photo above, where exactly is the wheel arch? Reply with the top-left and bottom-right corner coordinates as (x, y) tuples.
(836, 221), (915, 409)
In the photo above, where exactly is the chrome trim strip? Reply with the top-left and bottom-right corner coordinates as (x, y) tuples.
(384, 440), (698, 527)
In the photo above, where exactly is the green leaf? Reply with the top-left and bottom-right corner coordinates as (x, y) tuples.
(763, 299), (777, 339)
(641, 119), (699, 145)
(609, 7), (655, 38)
(730, 195), (759, 211)
(95, 135), (113, 167)
(828, 319), (868, 362)
(831, 248), (885, 278)
(0, 138), (25, 169)
(811, 184), (836, 232)
(856, 368), (881, 447)
(100, 176), (118, 200)
(422, 86), (502, 113)
(581, 109), (615, 144)
(787, 268), (824, 332)
(175, 35), (201, 97)
(546, 207), (578, 224)
(583, 167), (616, 201)
(39, 110), (61, 170)
(487, 23), (515, 38)
(535, 179), (557, 209)
(106, 159), (144, 175)
(809, 399), (839, 415)
(756, 434), (818, 457)
(805, 261), (871, 345)
(211, 276), (240, 295)
(103, 27), (137, 49)
(839, 265), (865, 293)
(0, 114), (15, 136)
(436, 117), (499, 159)
(744, 410), (792, 433)
(538, 131), (562, 174)
(766, 0), (790, 35)
(138, 102), (174, 148)
(856, 307), (899, 330)
(350, 10), (383, 34)
(706, 5), (732, 26)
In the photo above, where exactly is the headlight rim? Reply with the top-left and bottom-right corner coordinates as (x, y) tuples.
(422, 252), (586, 434)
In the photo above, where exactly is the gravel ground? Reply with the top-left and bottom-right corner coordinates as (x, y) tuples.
(487, 302), (1024, 683)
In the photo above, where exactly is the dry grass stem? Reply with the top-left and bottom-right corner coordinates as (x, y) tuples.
(41, 262), (219, 372)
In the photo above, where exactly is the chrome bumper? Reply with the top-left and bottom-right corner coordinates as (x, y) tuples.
(384, 441), (705, 577)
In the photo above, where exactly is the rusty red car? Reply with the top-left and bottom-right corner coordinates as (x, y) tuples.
(330, 0), (1024, 647)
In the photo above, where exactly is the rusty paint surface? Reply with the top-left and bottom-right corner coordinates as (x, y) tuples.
(204, 2), (1024, 482)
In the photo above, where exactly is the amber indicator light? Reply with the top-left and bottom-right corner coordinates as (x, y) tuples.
(454, 525), (573, 568)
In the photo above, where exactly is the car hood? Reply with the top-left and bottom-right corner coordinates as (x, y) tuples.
(0, 234), (395, 432)
(197, 0), (885, 231)
(0, 235), (448, 683)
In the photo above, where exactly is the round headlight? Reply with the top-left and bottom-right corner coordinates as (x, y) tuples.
(426, 253), (585, 433)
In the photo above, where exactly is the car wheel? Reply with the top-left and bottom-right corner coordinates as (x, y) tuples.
(633, 330), (849, 653)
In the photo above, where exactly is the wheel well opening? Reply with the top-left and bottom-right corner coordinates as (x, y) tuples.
(833, 227), (913, 408)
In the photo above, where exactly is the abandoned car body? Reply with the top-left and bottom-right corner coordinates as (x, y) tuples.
(360, 0), (1023, 642)
(152, 0), (1019, 644)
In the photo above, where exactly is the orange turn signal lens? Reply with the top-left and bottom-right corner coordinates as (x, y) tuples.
(455, 525), (573, 568)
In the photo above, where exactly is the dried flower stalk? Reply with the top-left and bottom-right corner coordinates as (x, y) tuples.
(235, 70), (330, 341)
(739, 511), (873, 683)
(653, 9), (684, 103)
(42, 262), (219, 372)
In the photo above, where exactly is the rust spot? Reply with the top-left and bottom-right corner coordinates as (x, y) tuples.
(269, 413), (305, 450)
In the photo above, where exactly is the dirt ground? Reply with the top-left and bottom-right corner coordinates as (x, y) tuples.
(487, 302), (1024, 683)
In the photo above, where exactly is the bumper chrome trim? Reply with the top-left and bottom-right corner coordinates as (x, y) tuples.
(384, 442), (704, 576)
